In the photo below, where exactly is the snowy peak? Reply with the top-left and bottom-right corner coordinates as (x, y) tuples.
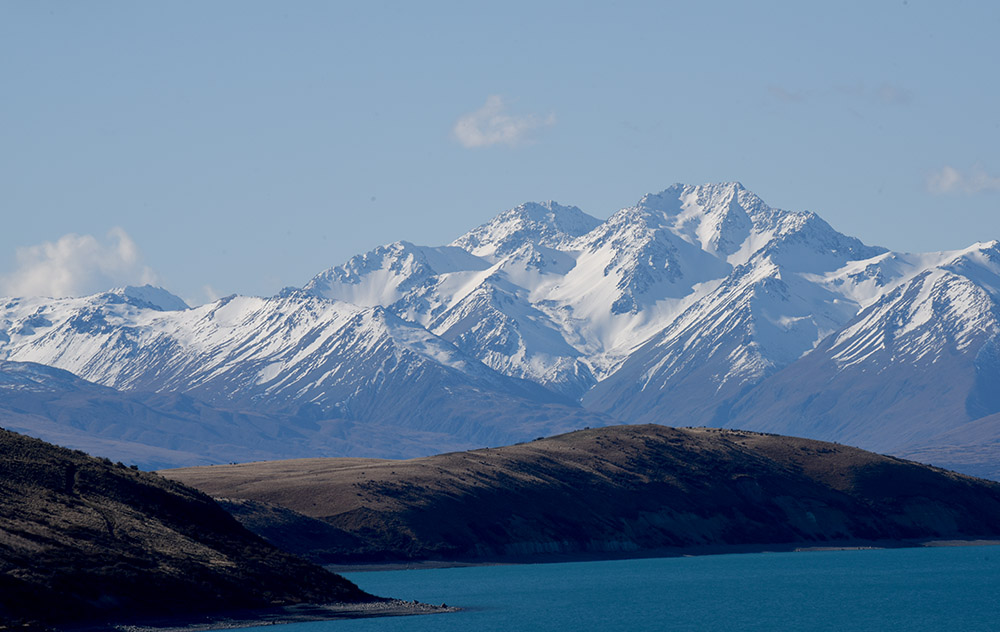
(632, 182), (887, 272)
(723, 240), (1000, 460)
(632, 182), (766, 259)
(830, 259), (1000, 370)
(427, 274), (594, 397)
(573, 191), (736, 315)
(938, 241), (1000, 296)
(817, 240), (1000, 311)
(107, 285), (190, 311)
(451, 201), (602, 260)
(751, 212), (887, 275)
(303, 240), (490, 307)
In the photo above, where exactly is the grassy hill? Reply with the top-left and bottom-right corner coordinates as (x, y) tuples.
(165, 425), (1000, 564)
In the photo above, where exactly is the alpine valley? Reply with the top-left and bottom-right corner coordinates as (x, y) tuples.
(3, 183), (999, 479)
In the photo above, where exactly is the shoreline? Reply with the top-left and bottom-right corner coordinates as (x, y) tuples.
(325, 537), (1000, 573)
(55, 538), (1000, 631)
(59, 600), (456, 632)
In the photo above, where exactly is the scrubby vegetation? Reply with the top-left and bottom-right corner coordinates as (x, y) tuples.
(168, 425), (1000, 564)
(0, 428), (373, 629)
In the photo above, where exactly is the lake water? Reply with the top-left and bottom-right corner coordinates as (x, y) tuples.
(234, 546), (1000, 631)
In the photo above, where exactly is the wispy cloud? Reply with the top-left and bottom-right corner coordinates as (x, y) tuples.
(453, 95), (555, 148)
(767, 85), (807, 103)
(1, 228), (159, 298)
(767, 81), (912, 106)
(834, 82), (913, 106)
(190, 284), (222, 307)
(873, 82), (912, 106)
(927, 165), (1000, 195)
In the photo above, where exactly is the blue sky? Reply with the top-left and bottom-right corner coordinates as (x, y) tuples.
(2, 1), (999, 304)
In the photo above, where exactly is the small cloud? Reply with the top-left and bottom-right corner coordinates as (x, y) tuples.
(197, 284), (222, 306)
(183, 285), (222, 308)
(927, 165), (1000, 195)
(927, 166), (964, 194)
(875, 82), (912, 106)
(452, 95), (555, 148)
(766, 85), (807, 103)
(1, 227), (159, 298)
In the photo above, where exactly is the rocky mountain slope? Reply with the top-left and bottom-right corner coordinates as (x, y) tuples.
(0, 427), (376, 629)
(2, 183), (998, 476)
(164, 425), (1000, 564)
(724, 245), (1000, 472)
(0, 358), (610, 469)
(0, 360), (344, 470)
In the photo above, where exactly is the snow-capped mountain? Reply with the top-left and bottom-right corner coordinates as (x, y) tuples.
(303, 202), (604, 396)
(725, 242), (1000, 455)
(0, 285), (606, 450)
(583, 185), (889, 424)
(451, 200), (603, 258)
(2, 185), (998, 478)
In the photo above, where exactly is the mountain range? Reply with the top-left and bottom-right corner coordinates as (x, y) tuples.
(2, 183), (998, 478)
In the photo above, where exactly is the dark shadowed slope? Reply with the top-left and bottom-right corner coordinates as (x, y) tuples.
(164, 425), (1000, 565)
(0, 427), (375, 630)
(894, 410), (1000, 481)
(0, 360), (611, 469)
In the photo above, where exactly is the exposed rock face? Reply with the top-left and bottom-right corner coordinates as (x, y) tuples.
(0, 427), (373, 629)
(164, 425), (1000, 564)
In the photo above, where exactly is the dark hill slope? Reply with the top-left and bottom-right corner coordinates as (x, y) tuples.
(165, 425), (1000, 564)
(0, 427), (373, 629)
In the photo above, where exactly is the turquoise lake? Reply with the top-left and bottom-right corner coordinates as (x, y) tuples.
(235, 546), (1000, 631)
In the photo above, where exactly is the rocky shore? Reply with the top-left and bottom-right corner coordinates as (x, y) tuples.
(101, 600), (456, 632)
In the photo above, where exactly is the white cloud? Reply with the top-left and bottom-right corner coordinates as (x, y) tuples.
(185, 284), (222, 307)
(927, 165), (1000, 195)
(452, 95), (555, 148)
(1, 227), (160, 298)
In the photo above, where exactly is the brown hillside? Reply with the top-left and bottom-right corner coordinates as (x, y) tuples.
(164, 425), (1000, 563)
(0, 427), (374, 629)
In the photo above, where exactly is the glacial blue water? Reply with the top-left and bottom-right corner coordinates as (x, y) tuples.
(236, 546), (1000, 631)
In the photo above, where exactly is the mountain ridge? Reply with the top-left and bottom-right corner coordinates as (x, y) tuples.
(1, 182), (998, 477)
